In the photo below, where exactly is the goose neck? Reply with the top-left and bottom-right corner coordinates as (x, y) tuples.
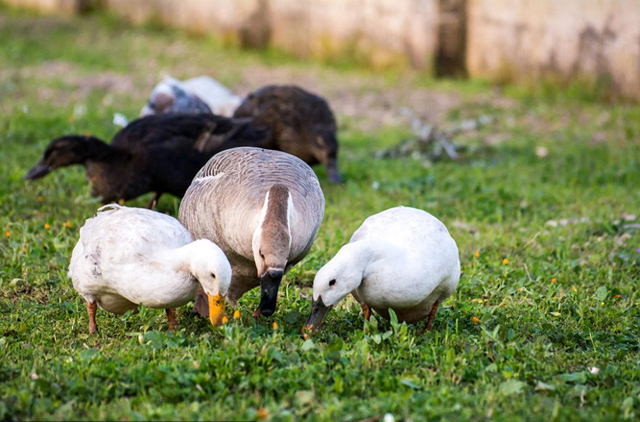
(252, 184), (293, 276)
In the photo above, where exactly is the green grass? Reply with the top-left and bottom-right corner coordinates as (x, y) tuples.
(1, 7), (640, 422)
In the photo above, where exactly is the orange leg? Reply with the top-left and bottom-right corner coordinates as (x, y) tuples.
(166, 308), (177, 331)
(420, 301), (440, 335)
(86, 301), (98, 334)
(361, 303), (372, 321)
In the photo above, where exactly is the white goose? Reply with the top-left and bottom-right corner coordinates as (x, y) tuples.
(179, 147), (325, 318)
(303, 206), (460, 335)
(69, 205), (232, 334)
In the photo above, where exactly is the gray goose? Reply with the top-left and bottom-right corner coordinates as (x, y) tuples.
(179, 147), (325, 317)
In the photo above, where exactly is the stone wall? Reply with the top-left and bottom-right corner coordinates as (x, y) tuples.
(101, 0), (440, 70)
(4, 0), (85, 14)
(466, 0), (640, 99)
(5, 0), (640, 99)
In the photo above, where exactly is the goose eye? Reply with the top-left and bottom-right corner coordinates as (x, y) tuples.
(210, 273), (216, 279)
(259, 250), (265, 260)
(329, 279), (336, 287)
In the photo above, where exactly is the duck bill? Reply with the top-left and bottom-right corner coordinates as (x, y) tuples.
(207, 293), (226, 326)
(326, 158), (342, 184)
(258, 269), (283, 317)
(24, 160), (51, 180)
(302, 297), (331, 336)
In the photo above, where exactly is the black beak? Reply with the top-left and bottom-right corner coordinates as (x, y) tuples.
(24, 160), (51, 180)
(259, 269), (283, 317)
(326, 159), (342, 184)
(302, 297), (331, 335)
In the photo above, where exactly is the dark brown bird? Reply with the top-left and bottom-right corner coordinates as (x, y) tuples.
(233, 85), (342, 183)
(24, 114), (269, 208)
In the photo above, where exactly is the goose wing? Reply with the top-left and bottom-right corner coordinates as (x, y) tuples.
(179, 148), (324, 258)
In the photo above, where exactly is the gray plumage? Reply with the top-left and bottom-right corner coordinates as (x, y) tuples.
(179, 147), (325, 307)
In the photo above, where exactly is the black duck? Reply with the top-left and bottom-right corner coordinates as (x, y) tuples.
(25, 114), (269, 208)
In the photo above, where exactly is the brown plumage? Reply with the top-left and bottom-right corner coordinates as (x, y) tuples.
(233, 85), (342, 183)
(179, 147), (325, 317)
(24, 114), (269, 207)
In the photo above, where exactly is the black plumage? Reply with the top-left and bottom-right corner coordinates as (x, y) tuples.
(24, 114), (269, 207)
(233, 85), (342, 183)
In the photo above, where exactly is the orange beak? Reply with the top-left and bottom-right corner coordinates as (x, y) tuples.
(208, 293), (226, 326)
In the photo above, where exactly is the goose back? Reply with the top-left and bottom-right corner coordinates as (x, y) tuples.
(179, 147), (324, 270)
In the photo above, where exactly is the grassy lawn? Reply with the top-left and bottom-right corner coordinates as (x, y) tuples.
(1, 6), (640, 421)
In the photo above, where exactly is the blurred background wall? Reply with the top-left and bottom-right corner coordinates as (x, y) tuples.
(5, 0), (640, 100)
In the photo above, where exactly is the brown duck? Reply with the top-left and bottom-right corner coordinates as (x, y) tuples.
(24, 114), (269, 208)
(233, 85), (342, 183)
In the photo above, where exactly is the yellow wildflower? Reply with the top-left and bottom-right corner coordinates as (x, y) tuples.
(65, 221), (72, 228)
(503, 258), (509, 265)
(44, 223), (50, 230)
(233, 310), (241, 319)
(37, 196), (44, 202)
(272, 322), (278, 330)
(221, 316), (228, 324)
(256, 408), (269, 420)
(474, 251), (480, 258)
(551, 278), (557, 283)
(5, 231), (10, 237)
(472, 316), (480, 324)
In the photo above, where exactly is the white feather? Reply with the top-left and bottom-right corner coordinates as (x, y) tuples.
(313, 207), (460, 324)
(68, 205), (231, 314)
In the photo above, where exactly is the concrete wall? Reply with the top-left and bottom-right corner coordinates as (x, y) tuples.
(5, 0), (640, 99)
(467, 0), (640, 99)
(101, 0), (440, 70)
(4, 0), (85, 14)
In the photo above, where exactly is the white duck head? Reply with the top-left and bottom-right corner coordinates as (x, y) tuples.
(304, 242), (372, 333)
(183, 239), (232, 325)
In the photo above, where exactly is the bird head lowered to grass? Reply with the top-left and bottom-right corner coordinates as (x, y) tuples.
(233, 84), (342, 184)
(302, 242), (368, 334)
(69, 205), (233, 333)
(312, 128), (341, 184)
(179, 147), (325, 320)
(251, 184), (294, 316)
(24, 135), (111, 181)
(187, 240), (233, 326)
(303, 207), (460, 336)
